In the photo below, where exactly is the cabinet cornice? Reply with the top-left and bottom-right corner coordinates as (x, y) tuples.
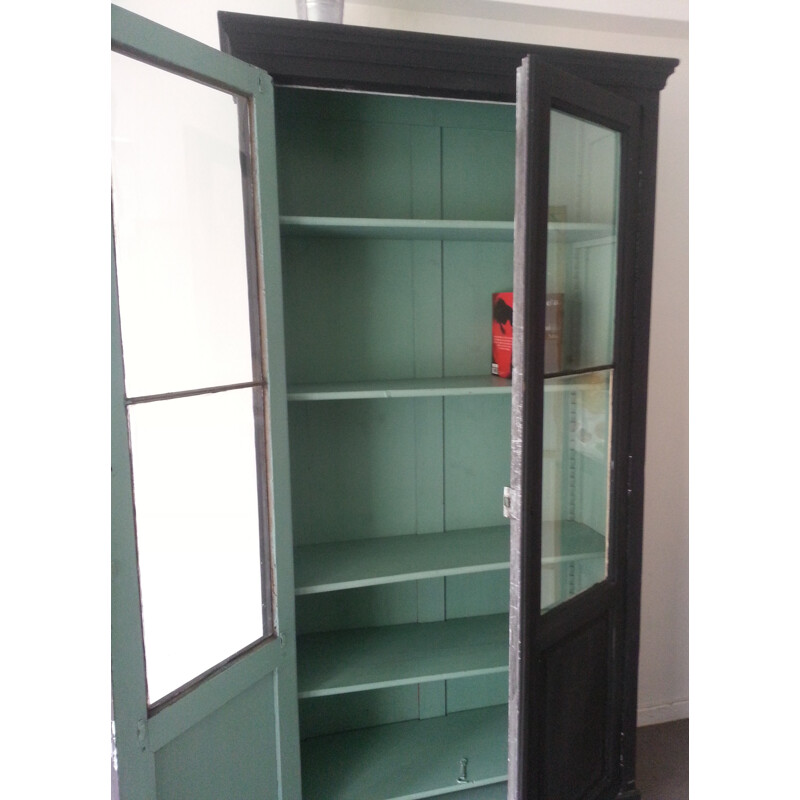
(218, 13), (678, 100)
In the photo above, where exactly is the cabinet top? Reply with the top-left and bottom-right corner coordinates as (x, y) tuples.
(218, 12), (678, 102)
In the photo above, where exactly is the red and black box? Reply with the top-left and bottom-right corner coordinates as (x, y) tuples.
(492, 292), (513, 378)
(492, 291), (564, 378)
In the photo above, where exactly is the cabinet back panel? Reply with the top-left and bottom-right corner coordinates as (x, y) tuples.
(276, 113), (414, 218)
(282, 238), (418, 385)
(444, 396), (511, 531)
(299, 685), (420, 739)
(296, 582), (421, 634)
(446, 673), (509, 714)
(289, 399), (442, 544)
(442, 124), (515, 221)
(276, 87), (514, 129)
(446, 571), (511, 620)
(275, 88), (514, 220)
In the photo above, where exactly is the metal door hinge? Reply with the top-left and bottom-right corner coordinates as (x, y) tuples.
(503, 486), (520, 520)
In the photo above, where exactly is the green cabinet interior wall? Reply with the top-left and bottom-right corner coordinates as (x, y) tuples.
(273, 87), (606, 798)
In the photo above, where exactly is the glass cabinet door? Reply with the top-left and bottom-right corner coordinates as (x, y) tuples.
(508, 55), (641, 800)
(541, 111), (621, 612)
(111, 8), (300, 798)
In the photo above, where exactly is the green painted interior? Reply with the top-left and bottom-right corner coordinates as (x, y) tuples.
(293, 527), (510, 594)
(297, 613), (509, 698)
(287, 375), (513, 400)
(300, 704), (509, 800)
(275, 87), (517, 793)
(280, 216), (515, 240)
(274, 85), (616, 797)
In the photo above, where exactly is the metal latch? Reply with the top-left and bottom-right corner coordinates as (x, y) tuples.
(503, 486), (519, 520)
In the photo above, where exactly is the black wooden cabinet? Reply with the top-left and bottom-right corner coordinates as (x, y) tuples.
(217, 13), (677, 800)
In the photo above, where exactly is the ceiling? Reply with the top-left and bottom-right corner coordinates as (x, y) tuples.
(348, 0), (689, 38)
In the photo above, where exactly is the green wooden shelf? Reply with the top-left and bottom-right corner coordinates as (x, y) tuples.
(287, 375), (512, 401)
(280, 215), (513, 241)
(294, 526), (511, 596)
(280, 215), (613, 243)
(294, 522), (604, 595)
(542, 520), (606, 563)
(297, 613), (509, 698)
(549, 222), (616, 243)
(300, 704), (508, 800)
(287, 375), (605, 401)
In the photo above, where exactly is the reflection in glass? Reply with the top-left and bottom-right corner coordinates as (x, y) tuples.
(128, 390), (264, 704)
(546, 111), (621, 373)
(111, 52), (253, 398)
(541, 371), (612, 612)
(539, 109), (620, 613)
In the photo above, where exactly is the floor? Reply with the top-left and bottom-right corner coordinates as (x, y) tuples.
(440, 717), (690, 800)
(636, 718), (689, 799)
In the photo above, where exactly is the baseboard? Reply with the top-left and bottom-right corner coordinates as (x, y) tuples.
(637, 698), (689, 727)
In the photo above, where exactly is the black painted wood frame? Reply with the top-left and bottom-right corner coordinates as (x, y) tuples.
(512, 55), (646, 800)
(217, 13), (677, 800)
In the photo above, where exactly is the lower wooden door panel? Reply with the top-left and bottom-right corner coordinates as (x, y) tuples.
(540, 613), (614, 800)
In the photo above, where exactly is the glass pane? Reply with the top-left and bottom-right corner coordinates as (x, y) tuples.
(546, 111), (620, 372)
(539, 109), (620, 613)
(541, 370), (611, 612)
(111, 52), (253, 398)
(128, 389), (264, 704)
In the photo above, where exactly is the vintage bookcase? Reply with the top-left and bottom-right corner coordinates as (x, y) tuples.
(111, 8), (677, 800)
(216, 13), (677, 800)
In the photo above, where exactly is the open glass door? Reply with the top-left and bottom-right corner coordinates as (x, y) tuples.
(110, 7), (299, 798)
(508, 57), (641, 800)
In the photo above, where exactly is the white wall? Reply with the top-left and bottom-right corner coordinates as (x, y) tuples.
(116, 0), (689, 727)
